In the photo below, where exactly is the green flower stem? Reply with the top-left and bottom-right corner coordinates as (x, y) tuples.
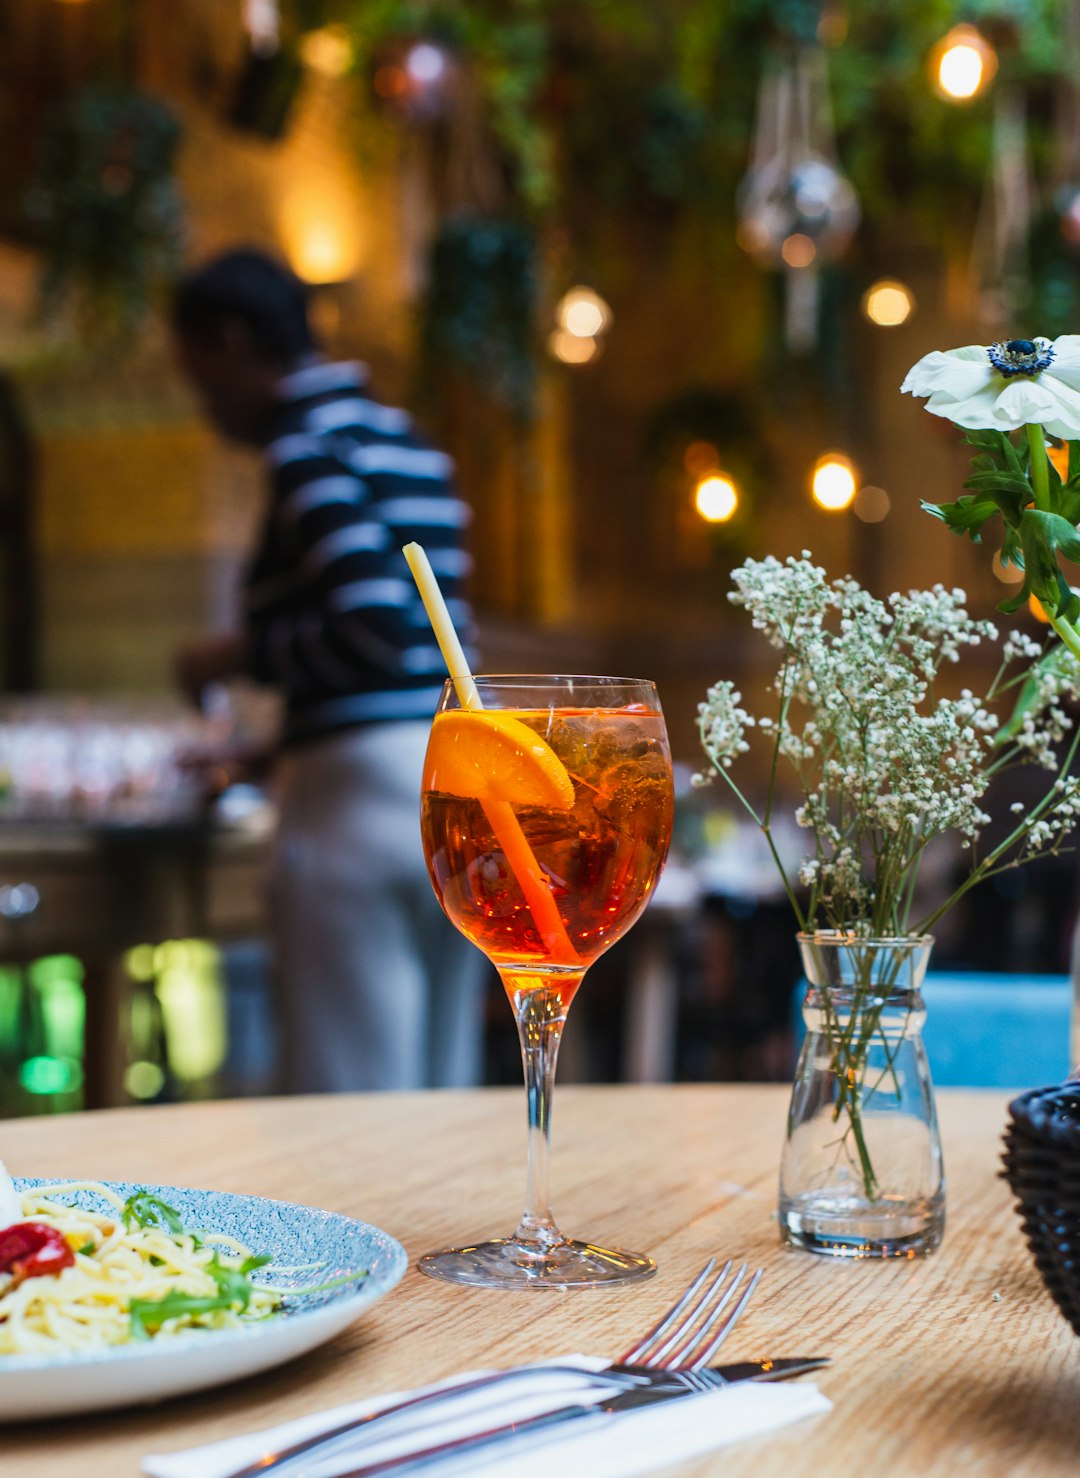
(1026, 423), (1051, 511)
(1024, 423), (1080, 658)
(1051, 614), (1080, 663)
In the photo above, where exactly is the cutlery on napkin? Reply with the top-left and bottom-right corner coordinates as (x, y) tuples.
(142, 1355), (832, 1478)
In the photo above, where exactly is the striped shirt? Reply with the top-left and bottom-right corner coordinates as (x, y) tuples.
(245, 361), (475, 745)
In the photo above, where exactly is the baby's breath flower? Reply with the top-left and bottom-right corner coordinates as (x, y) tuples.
(699, 553), (1080, 936)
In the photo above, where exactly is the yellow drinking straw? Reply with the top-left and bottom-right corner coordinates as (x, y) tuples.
(403, 542), (578, 965)
(402, 543), (480, 713)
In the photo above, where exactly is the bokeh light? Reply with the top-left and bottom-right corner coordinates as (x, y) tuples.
(280, 187), (361, 283)
(932, 26), (997, 101)
(992, 550), (1024, 584)
(1048, 443), (1070, 479)
(694, 473), (739, 523)
(781, 233), (816, 269)
(862, 280), (914, 327)
(301, 27), (353, 77)
(549, 328), (599, 365)
(405, 43), (448, 84)
(853, 485), (891, 523)
(557, 286), (611, 338)
(812, 452), (858, 511)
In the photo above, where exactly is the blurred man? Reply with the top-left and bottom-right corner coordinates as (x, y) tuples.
(171, 249), (484, 1092)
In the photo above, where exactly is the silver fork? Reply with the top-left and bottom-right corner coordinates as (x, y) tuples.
(226, 1258), (764, 1478)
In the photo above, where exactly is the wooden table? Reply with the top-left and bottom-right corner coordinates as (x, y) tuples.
(3, 1085), (1077, 1477)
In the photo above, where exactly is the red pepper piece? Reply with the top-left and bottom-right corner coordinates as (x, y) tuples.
(0, 1222), (75, 1285)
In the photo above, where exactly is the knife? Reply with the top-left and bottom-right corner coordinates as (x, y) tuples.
(230, 1358), (828, 1478)
(333, 1358), (830, 1478)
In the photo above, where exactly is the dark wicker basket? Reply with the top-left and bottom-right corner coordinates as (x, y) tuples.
(1002, 1081), (1080, 1337)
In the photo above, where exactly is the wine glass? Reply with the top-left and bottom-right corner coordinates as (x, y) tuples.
(418, 675), (674, 1289)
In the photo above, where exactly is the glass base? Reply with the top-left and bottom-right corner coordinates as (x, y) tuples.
(779, 1191), (945, 1259)
(418, 1237), (657, 1290)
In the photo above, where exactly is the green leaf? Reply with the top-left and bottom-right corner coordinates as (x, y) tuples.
(122, 1191), (184, 1236)
(126, 1250), (273, 1338)
(997, 508), (1080, 619)
(1070, 442), (1080, 482)
(1060, 479), (1080, 526)
(1029, 508), (1080, 565)
(962, 469), (1030, 496)
(128, 1290), (236, 1339)
(996, 642), (1073, 743)
(964, 427), (1025, 476)
(921, 495), (998, 542)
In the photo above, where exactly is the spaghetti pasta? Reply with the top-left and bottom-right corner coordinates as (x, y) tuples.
(0, 1181), (280, 1356)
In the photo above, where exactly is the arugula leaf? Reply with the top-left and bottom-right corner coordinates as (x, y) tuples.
(126, 1251), (274, 1338)
(128, 1290), (237, 1340)
(121, 1191), (185, 1236)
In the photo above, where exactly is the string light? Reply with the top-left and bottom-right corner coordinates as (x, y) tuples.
(931, 26), (997, 102)
(862, 280), (914, 327)
(694, 473), (739, 523)
(812, 452), (858, 511)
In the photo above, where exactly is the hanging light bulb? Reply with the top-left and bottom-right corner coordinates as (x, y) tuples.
(811, 452), (858, 511)
(862, 280), (915, 327)
(931, 25), (998, 102)
(694, 473), (739, 523)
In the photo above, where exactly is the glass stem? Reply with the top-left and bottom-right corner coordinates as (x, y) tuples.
(506, 974), (583, 1249)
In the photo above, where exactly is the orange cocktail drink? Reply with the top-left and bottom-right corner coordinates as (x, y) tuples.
(417, 676), (674, 1290)
(422, 702), (672, 1010)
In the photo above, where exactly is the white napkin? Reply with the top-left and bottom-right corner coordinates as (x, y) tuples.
(142, 1356), (831, 1478)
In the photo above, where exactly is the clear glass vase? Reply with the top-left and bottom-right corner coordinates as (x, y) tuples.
(779, 932), (945, 1258)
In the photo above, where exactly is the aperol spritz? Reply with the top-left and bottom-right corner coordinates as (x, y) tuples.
(418, 676), (674, 1289)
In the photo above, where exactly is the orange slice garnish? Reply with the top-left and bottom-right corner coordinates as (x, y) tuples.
(426, 710), (574, 810)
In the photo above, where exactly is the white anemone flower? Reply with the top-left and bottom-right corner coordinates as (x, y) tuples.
(901, 335), (1080, 440)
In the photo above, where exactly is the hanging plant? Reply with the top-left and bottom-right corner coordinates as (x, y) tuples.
(24, 86), (185, 341)
(419, 216), (538, 418)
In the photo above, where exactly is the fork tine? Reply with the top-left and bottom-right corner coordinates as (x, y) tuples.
(685, 1266), (763, 1370)
(617, 1258), (718, 1365)
(652, 1261), (748, 1368)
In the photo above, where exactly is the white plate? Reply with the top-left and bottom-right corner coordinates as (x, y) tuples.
(1, 1179), (408, 1419)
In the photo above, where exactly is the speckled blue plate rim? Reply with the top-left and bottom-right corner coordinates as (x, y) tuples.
(2, 1179), (408, 1372)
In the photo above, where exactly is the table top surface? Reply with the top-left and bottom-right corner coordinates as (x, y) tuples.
(1, 1084), (1074, 1478)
